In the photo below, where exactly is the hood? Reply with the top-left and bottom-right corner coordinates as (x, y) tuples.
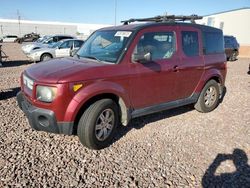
(25, 57), (111, 84)
(22, 43), (46, 54)
(30, 47), (54, 54)
(23, 42), (42, 48)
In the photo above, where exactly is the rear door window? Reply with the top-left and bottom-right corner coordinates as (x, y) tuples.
(182, 31), (199, 57)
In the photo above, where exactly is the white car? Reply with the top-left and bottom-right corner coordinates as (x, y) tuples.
(27, 39), (84, 62)
(22, 35), (75, 54)
(1, 35), (18, 42)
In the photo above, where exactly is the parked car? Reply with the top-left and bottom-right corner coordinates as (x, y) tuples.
(15, 33), (40, 43)
(17, 15), (227, 150)
(27, 39), (84, 62)
(22, 35), (75, 54)
(0, 35), (18, 43)
(224, 35), (239, 61)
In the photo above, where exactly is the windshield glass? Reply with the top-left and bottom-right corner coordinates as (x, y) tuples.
(76, 30), (132, 63)
(36, 36), (50, 43)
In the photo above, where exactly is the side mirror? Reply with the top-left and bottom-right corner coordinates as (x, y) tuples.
(132, 52), (152, 63)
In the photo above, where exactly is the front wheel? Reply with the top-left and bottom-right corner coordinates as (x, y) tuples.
(77, 99), (119, 150)
(194, 80), (220, 113)
(41, 53), (52, 61)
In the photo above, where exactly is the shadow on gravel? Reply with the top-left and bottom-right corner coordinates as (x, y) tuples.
(113, 105), (194, 142)
(202, 148), (250, 188)
(1, 60), (32, 67)
(219, 87), (227, 103)
(0, 87), (20, 100)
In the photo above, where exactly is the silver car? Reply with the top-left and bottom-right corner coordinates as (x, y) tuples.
(27, 39), (84, 62)
(22, 35), (75, 54)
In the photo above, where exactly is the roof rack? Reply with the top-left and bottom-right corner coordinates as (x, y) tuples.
(121, 14), (203, 25)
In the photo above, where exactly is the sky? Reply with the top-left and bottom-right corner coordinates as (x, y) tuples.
(1, 0), (250, 25)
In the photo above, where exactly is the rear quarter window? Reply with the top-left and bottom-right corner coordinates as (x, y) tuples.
(203, 32), (224, 54)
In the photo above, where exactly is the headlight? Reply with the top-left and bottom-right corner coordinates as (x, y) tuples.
(36, 85), (57, 103)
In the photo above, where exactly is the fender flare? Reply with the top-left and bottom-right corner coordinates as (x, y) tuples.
(194, 69), (224, 94)
(63, 81), (131, 125)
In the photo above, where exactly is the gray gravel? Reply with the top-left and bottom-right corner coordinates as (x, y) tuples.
(0, 43), (250, 187)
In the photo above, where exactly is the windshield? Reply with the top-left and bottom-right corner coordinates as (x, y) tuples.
(76, 30), (132, 63)
(36, 36), (50, 43)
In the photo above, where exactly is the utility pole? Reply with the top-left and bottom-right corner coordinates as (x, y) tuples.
(0, 25), (3, 37)
(17, 10), (21, 36)
(114, 0), (117, 25)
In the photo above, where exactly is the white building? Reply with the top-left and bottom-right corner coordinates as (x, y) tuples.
(0, 18), (111, 40)
(197, 7), (250, 57)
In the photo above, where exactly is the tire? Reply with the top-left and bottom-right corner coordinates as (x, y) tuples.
(194, 80), (220, 113)
(41, 53), (52, 61)
(77, 99), (119, 150)
(229, 51), (237, 61)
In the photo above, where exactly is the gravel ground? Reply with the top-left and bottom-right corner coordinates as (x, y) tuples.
(0, 43), (250, 187)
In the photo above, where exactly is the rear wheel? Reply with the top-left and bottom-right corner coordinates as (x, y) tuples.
(77, 99), (119, 150)
(194, 80), (220, 113)
(41, 53), (52, 61)
(229, 50), (237, 61)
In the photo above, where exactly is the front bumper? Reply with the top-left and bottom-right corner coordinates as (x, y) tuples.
(17, 91), (73, 135)
(27, 53), (40, 62)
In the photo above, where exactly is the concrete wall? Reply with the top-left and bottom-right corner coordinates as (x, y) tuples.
(0, 19), (111, 39)
(197, 8), (250, 57)
(0, 19), (77, 37)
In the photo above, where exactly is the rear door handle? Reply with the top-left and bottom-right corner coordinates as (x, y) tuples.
(173, 65), (179, 72)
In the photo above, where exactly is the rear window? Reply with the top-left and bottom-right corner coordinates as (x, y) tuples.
(59, 36), (73, 40)
(203, 32), (224, 54)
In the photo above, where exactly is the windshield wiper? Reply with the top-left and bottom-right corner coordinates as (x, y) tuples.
(75, 54), (80, 59)
(81, 55), (102, 63)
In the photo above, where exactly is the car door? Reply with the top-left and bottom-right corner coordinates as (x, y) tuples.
(55, 40), (73, 57)
(128, 27), (181, 109)
(175, 27), (204, 99)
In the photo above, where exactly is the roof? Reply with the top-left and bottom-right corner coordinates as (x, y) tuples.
(99, 24), (143, 31)
(98, 22), (222, 33)
(204, 7), (250, 17)
(60, 39), (84, 42)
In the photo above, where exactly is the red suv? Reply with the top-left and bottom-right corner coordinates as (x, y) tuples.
(17, 15), (227, 149)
